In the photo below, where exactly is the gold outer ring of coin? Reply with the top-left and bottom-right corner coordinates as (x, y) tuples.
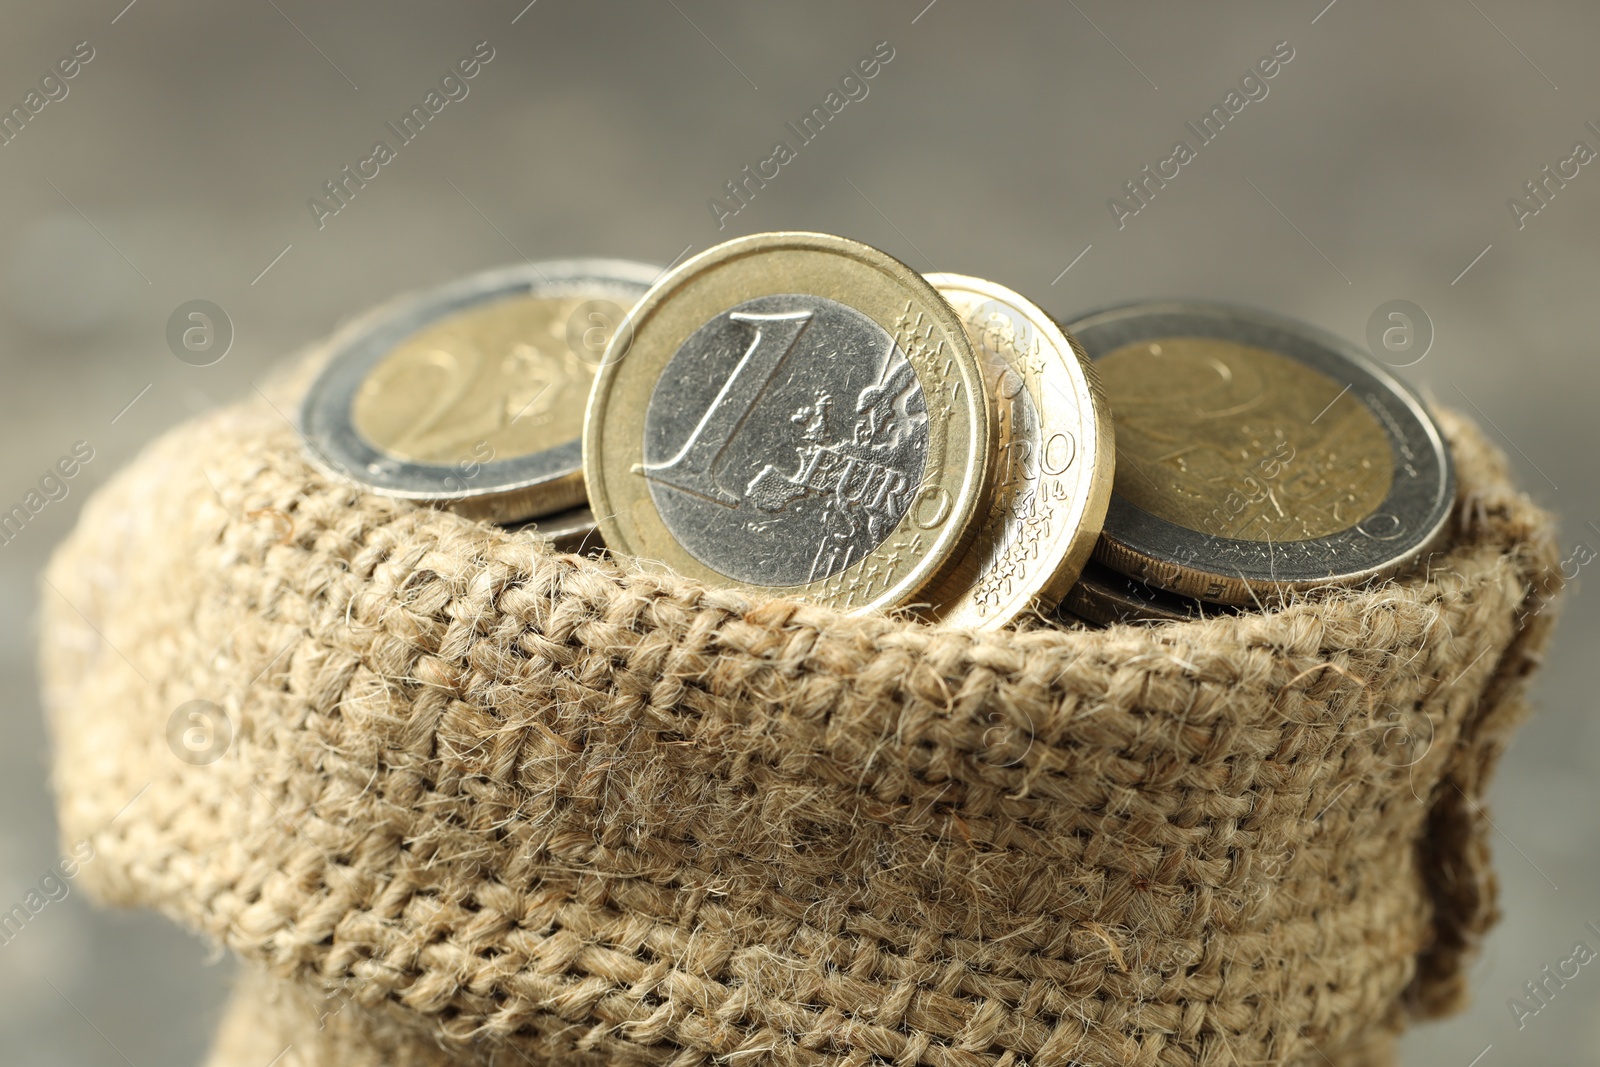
(583, 232), (995, 614)
(917, 273), (1114, 628)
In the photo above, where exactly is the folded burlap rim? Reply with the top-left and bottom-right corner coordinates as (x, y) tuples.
(39, 364), (1560, 1067)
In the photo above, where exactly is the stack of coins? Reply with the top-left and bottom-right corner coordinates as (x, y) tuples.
(300, 232), (1453, 629)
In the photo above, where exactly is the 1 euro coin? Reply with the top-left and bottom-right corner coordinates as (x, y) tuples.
(583, 232), (994, 614)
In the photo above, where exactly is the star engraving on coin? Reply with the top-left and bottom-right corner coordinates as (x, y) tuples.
(917, 275), (1113, 628)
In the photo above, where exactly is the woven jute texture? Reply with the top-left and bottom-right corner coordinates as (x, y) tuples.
(40, 373), (1560, 1067)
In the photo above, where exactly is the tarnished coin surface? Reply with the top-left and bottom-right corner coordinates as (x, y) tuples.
(509, 505), (601, 554)
(1065, 302), (1455, 605)
(1063, 561), (1229, 626)
(300, 259), (658, 523)
(584, 232), (994, 614)
(919, 274), (1113, 628)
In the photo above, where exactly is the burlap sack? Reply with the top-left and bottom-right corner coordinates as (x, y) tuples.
(39, 370), (1560, 1067)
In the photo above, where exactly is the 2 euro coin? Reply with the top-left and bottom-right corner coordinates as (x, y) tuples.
(300, 259), (658, 523)
(1064, 301), (1455, 605)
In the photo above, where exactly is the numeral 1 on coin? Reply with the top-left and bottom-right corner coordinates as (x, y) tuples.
(638, 310), (813, 506)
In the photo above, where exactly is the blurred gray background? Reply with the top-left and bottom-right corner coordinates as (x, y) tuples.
(1, 1), (1595, 1063)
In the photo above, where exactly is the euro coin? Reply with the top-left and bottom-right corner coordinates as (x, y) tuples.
(919, 274), (1113, 628)
(584, 232), (994, 614)
(1063, 561), (1229, 626)
(300, 259), (659, 523)
(510, 505), (600, 554)
(1063, 301), (1455, 605)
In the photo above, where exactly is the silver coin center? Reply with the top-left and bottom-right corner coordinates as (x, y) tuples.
(640, 294), (928, 586)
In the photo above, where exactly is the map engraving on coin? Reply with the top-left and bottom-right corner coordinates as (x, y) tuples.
(640, 294), (927, 586)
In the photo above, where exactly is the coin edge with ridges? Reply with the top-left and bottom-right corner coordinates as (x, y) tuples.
(918, 273), (1114, 628)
